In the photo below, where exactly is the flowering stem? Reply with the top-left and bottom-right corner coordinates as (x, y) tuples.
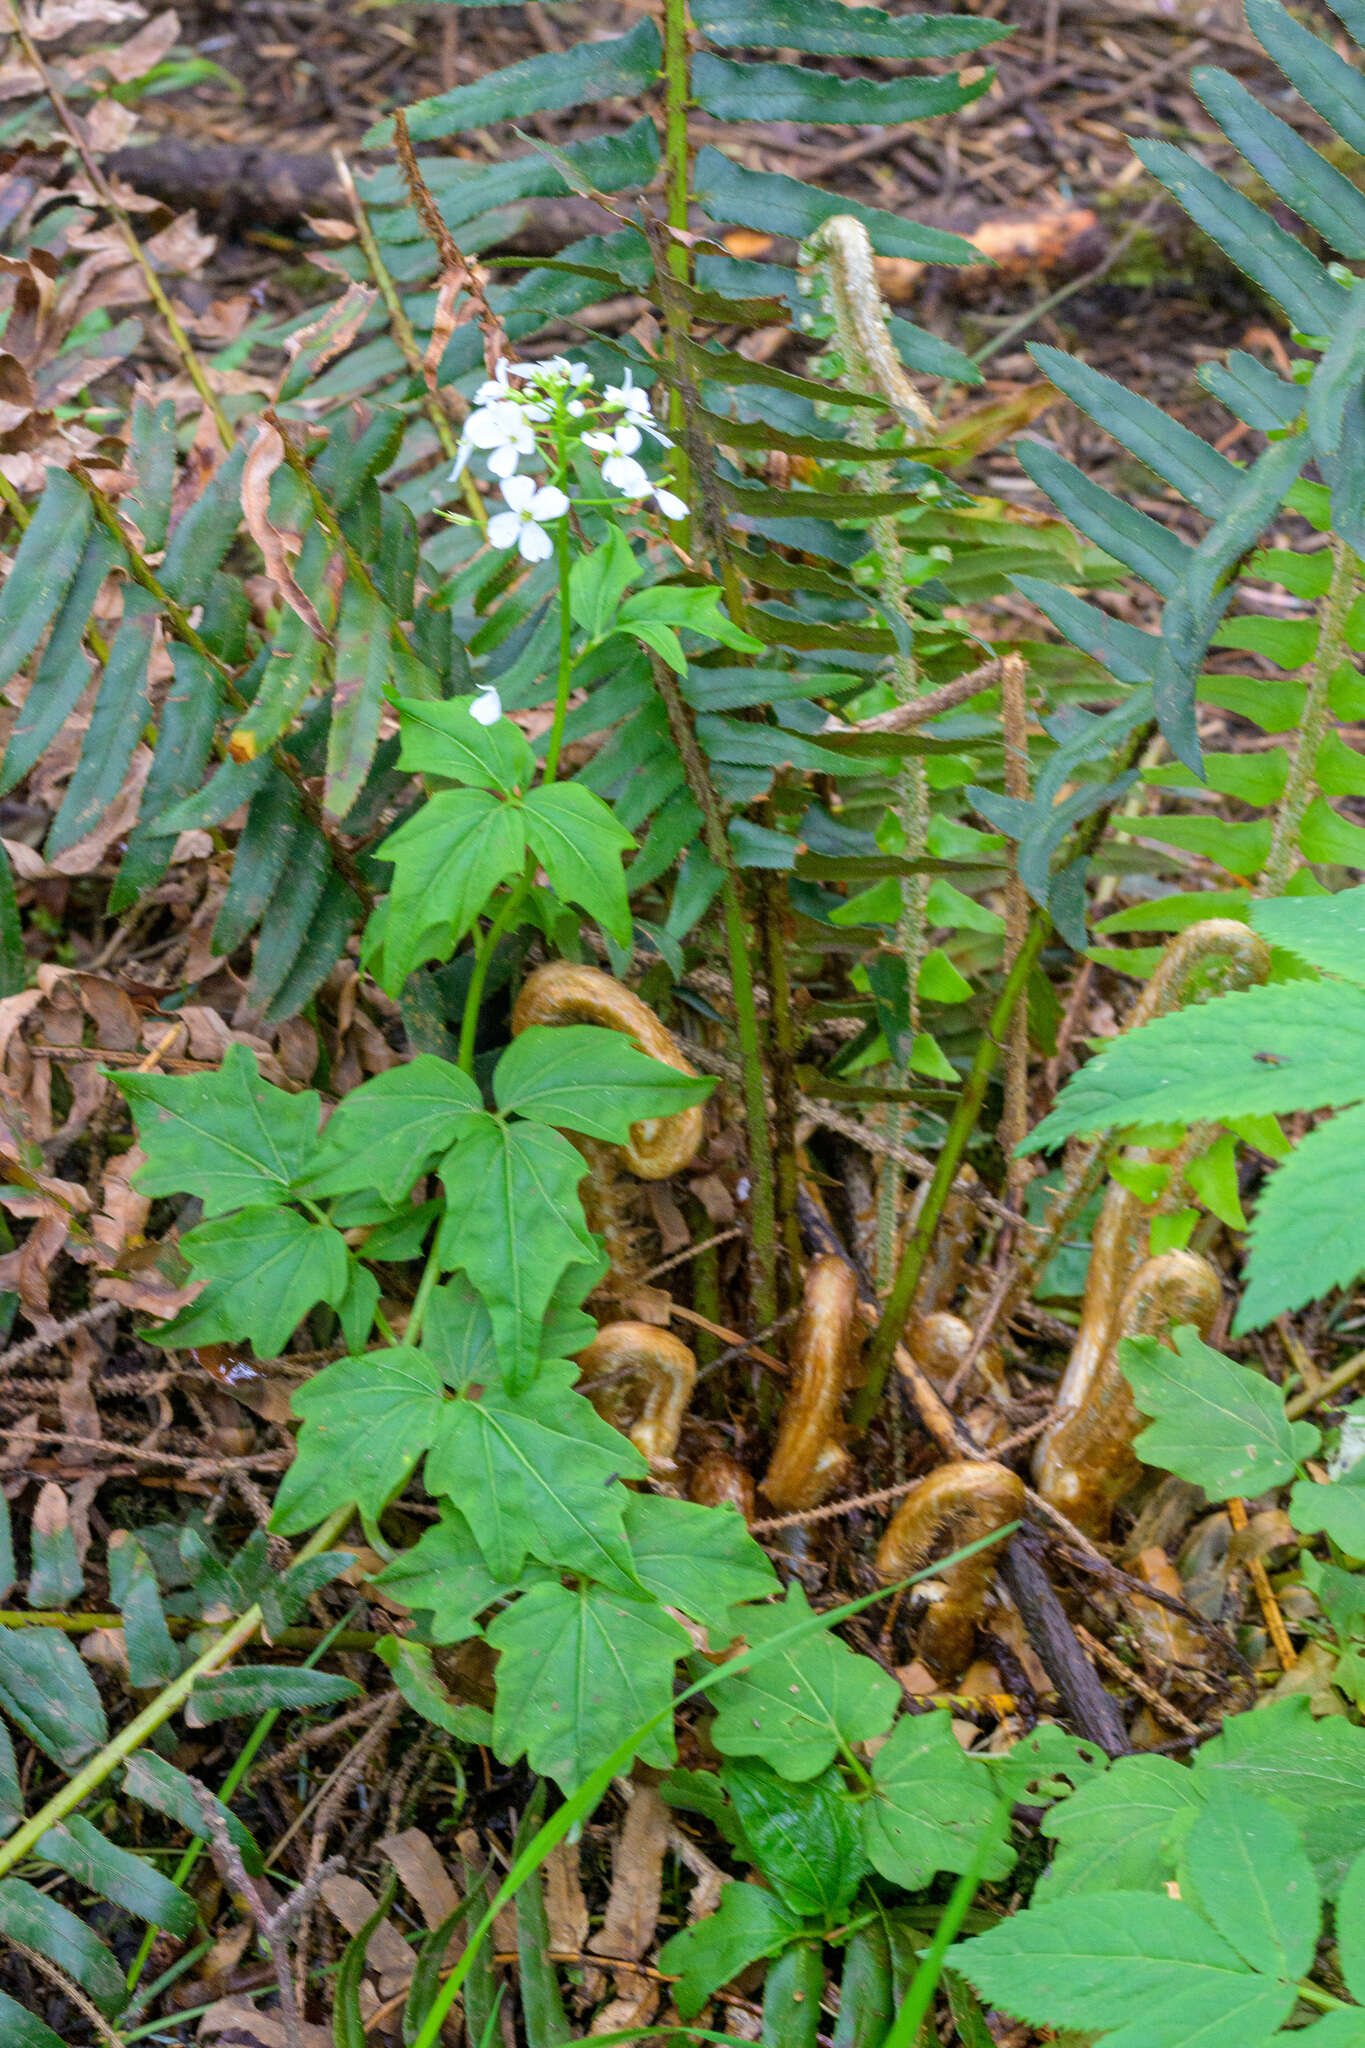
(542, 517), (576, 786)
(457, 879), (528, 1074)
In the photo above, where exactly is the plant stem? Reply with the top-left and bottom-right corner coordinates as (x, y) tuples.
(649, 654), (779, 1327)
(0, 1507), (354, 1882)
(759, 865), (804, 1305)
(1259, 535), (1360, 897)
(457, 878), (529, 1073)
(542, 519), (576, 786)
(881, 1800), (1011, 2048)
(660, 0), (692, 521)
(0, 1610), (378, 1651)
(851, 911), (1049, 1428)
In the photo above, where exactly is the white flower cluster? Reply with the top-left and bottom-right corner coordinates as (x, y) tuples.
(453, 355), (686, 561)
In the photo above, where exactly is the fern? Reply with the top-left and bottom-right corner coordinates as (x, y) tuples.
(1027, 883), (1365, 1329)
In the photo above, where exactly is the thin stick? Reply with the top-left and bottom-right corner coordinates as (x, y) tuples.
(1227, 1494), (1297, 1670)
(1287, 1345), (1365, 1418)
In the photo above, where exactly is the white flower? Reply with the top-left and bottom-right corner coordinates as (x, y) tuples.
(470, 685), (502, 726)
(474, 362), (517, 405)
(486, 474), (569, 561)
(452, 398), (536, 481)
(604, 369), (670, 444)
(600, 450), (651, 496)
(652, 485), (688, 521)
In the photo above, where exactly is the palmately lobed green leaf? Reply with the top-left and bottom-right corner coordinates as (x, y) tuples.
(1192, 1697), (1365, 1900)
(270, 1347), (449, 1534)
(393, 693), (534, 794)
(863, 1710), (1011, 1891)
(117, 1041), (324, 1217)
(705, 1582), (899, 1779)
(374, 786), (527, 990)
(1038, 1752), (1202, 1900)
(300, 1054), (484, 1205)
(486, 1578), (689, 1791)
(493, 1024), (712, 1140)
(173, 1206), (350, 1357)
(374, 1502), (527, 1643)
(621, 1492), (777, 1627)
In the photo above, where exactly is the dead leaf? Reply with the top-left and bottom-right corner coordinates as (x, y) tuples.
(543, 1838), (589, 1955)
(23, 0), (146, 37)
(144, 209), (216, 275)
(79, 100), (138, 153)
(96, 7), (179, 82)
(279, 280), (374, 400)
(321, 1873), (417, 1992)
(237, 418), (325, 648)
(589, 1780), (668, 1972)
(197, 1996), (330, 2048)
(379, 1827), (461, 1930)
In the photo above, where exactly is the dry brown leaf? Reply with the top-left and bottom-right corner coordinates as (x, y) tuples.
(238, 418), (325, 647)
(144, 210), (216, 275)
(543, 1839), (589, 1955)
(23, 0), (145, 37)
(95, 6), (178, 81)
(280, 280), (374, 399)
(321, 1873), (418, 1986)
(197, 1997), (330, 2048)
(78, 100), (138, 153)
(379, 1827), (461, 1930)
(589, 1781), (668, 1970)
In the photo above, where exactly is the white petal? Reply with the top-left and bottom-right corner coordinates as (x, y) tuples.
(613, 421), (642, 455)
(602, 452), (650, 496)
(487, 511), (522, 550)
(529, 484), (569, 521)
(518, 521), (554, 562)
(450, 442), (472, 481)
(486, 442), (522, 479)
(499, 472), (537, 511)
(470, 687), (502, 725)
(653, 487), (688, 520)
(582, 431), (614, 453)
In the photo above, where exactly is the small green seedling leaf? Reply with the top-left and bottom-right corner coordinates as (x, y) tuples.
(657, 1880), (806, 2020)
(863, 1710), (1012, 1891)
(706, 1582), (899, 1780)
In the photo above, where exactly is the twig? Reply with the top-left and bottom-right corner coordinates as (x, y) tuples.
(1227, 1495), (1297, 1670)
(999, 1531), (1132, 1755)
(191, 1780), (344, 2048)
(829, 659), (1003, 735)
(1287, 1345), (1365, 1418)
(1073, 1622), (1203, 1740)
(0, 1300), (118, 1380)
(642, 1226), (743, 1283)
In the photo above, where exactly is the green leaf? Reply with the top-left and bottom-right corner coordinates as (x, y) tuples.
(570, 529), (637, 641)
(1024, 982), (1365, 1150)
(187, 1663), (359, 1723)
(375, 1503), (523, 1642)
(692, 51), (988, 123)
(1120, 1325), (1318, 1495)
(394, 692), (534, 794)
(0, 1879), (125, 2017)
(0, 527), (116, 800)
(1192, 1696), (1365, 1899)
(108, 1530), (178, 1687)
(1185, 1129), (1246, 1230)
(486, 1579), (688, 1792)
(722, 1758), (866, 1918)
(693, 146), (980, 266)
(949, 1891), (1296, 2048)
(175, 1206), (349, 1355)
(376, 1634), (482, 1738)
(1016, 440), (1190, 594)
(326, 581), (393, 818)
(37, 1816), (197, 1938)
(1246, 0), (1365, 162)
(117, 1042), (322, 1218)
(425, 1362), (645, 1590)
(370, 18), (662, 143)
(112, 644), (224, 913)
(334, 1870), (398, 2048)
(26, 1484), (81, 1608)
(270, 1347), (448, 1534)
(1180, 1786), (1319, 1982)
(657, 1880), (805, 2021)
(492, 1024), (711, 1141)
(692, 0), (1005, 54)
(47, 588), (159, 857)
(0, 1719), (19, 1833)
(1132, 138), (1345, 338)
(376, 787), (526, 989)
(622, 1492), (777, 1627)
(436, 1117), (597, 1385)
(0, 1991), (65, 2048)
(1272, 2014), (1365, 2046)
(121, 1751), (262, 1874)
(0, 468), (93, 690)
(1251, 884), (1365, 984)
(522, 782), (634, 944)
(1336, 1847), (1365, 2004)
(1028, 346), (1241, 517)
(1193, 66), (1365, 259)
(302, 1056), (484, 1205)
(1237, 1101), (1365, 1331)
(862, 1711), (1011, 1891)
(0, 1627), (107, 1770)
(706, 1582), (899, 1780)
(1038, 1754), (1202, 1899)
(1291, 1462), (1365, 1556)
